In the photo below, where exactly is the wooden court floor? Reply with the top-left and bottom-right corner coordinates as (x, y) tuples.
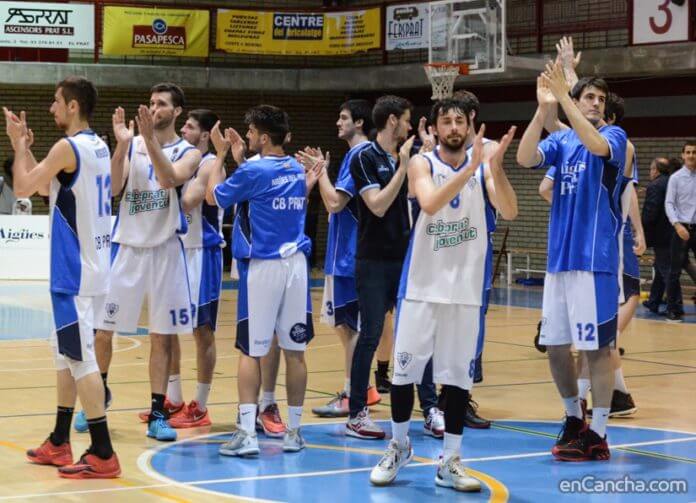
(0, 282), (694, 501)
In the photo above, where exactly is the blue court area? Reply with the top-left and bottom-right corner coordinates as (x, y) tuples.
(143, 420), (696, 502)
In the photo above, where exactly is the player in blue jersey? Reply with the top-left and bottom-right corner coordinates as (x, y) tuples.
(4, 76), (120, 478)
(517, 63), (631, 461)
(206, 105), (313, 456)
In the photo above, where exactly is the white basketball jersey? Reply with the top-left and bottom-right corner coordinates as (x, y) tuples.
(181, 152), (224, 249)
(50, 130), (111, 296)
(400, 149), (489, 305)
(113, 136), (195, 248)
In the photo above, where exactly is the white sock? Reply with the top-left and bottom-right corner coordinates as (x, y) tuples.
(239, 403), (257, 434)
(614, 368), (628, 393)
(590, 407), (610, 437)
(344, 378), (351, 397)
(443, 432), (462, 460)
(288, 406), (303, 430)
(195, 382), (211, 410)
(260, 391), (275, 411)
(562, 396), (583, 419)
(577, 379), (591, 400)
(167, 374), (183, 405)
(391, 420), (410, 448)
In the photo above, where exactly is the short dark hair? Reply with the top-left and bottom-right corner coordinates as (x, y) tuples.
(605, 92), (625, 124)
(682, 139), (696, 152)
(340, 99), (373, 135)
(150, 82), (185, 108)
(429, 98), (469, 127)
(652, 157), (670, 176)
(570, 76), (609, 100)
(668, 157), (682, 174)
(244, 104), (290, 146)
(452, 89), (480, 123)
(57, 76), (97, 120)
(372, 95), (413, 131)
(188, 109), (219, 133)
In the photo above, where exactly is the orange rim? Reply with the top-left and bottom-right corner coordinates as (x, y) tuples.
(424, 62), (469, 75)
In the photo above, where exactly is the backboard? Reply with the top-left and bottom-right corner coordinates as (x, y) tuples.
(429, 0), (506, 75)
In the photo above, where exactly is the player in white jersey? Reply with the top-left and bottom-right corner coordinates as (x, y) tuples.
(93, 83), (201, 442)
(370, 99), (517, 491)
(150, 109), (223, 429)
(206, 105), (313, 456)
(4, 76), (120, 478)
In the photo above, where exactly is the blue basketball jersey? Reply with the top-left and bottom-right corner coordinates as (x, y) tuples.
(324, 141), (369, 277)
(536, 125), (627, 273)
(213, 155), (311, 260)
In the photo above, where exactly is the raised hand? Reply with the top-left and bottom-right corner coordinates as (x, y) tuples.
(112, 107), (134, 144)
(537, 75), (557, 108)
(224, 127), (246, 165)
(469, 124), (485, 168)
(488, 126), (517, 167)
(3, 107), (28, 151)
(209, 120), (229, 155)
(417, 117), (436, 146)
(541, 61), (570, 101)
(556, 36), (581, 71)
(295, 146), (325, 171)
(135, 104), (155, 141)
(398, 135), (416, 166)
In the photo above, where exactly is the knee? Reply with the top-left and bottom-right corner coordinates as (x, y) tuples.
(67, 357), (99, 381)
(150, 334), (173, 352)
(547, 344), (572, 360)
(283, 350), (306, 366)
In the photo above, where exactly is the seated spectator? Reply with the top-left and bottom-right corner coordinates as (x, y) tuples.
(0, 156), (32, 215)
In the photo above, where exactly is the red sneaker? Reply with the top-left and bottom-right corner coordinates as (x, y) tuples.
(553, 428), (610, 462)
(58, 451), (121, 479)
(366, 385), (382, 406)
(26, 438), (73, 467)
(169, 400), (212, 428)
(138, 398), (184, 422)
(256, 403), (286, 438)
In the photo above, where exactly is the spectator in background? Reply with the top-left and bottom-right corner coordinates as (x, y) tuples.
(0, 156), (32, 215)
(641, 157), (672, 314)
(664, 140), (696, 322)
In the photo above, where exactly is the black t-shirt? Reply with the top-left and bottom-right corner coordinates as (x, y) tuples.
(349, 141), (410, 261)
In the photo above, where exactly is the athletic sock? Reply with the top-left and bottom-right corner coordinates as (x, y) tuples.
(50, 406), (74, 445)
(562, 396), (583, 419)
(377, 360), (389, 378)
(149, 393), (165, 423)
(614, 368), (628, 393)
(344, 377), (351, 397)
(239, 403), (257, 434)
(195, 383), (212, 410)
(288, 406), (303, 430)
(577, 379), (591, 400)
(443, 432), (462, 460)
(590, 407), (610, 437)
(166, 374), (183, 405)
(87, 416), (114, 459)
(260, 391), (275, 411)
(391, 419), (410, 448)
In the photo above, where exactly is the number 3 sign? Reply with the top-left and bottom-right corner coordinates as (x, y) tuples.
(632, 0), (690, 45)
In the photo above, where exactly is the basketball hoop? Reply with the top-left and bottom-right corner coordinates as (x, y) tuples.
(423, 63), (469, 101)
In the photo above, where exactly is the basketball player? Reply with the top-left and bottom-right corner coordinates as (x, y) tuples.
(206, 105), (313, 456)
(517, 63), (630, 460)
(157, 109), (224, 428)
(93, 83), (201, 442)
(370, 98), (516, 490)
(5, 76), (120, 478)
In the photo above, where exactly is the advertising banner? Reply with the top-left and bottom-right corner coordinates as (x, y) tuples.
(103, 6), (209, 57)
(0, 1), (94, 49)
(216, 8), (380, 56)
(385, 3), (429, 51)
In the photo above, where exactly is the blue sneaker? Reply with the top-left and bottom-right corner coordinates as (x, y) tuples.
(74, 386), (112, 433)
(147, 411), (177, 441)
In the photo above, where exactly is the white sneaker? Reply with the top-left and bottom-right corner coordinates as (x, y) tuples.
(345, 407), (386, 439)
(219, 429), (260, 457)
(424, 407), (445, 438)
(370, 439), (413, 486)
(435, 455), (481, 492)
(283, 428), (306, 452)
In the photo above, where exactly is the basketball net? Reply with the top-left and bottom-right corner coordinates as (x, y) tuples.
(423, 63), (468, 101)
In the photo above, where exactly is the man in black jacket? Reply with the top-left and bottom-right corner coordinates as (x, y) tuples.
(641, 157), (673, 313)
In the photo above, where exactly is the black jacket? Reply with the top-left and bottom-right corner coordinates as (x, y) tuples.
(641, 174), (672, 248)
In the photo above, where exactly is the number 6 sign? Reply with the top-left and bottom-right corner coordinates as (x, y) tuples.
(632, 0), (690, 45)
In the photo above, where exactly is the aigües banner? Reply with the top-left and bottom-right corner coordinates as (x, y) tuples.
(103, 6), (209, 57)
(216, 8), (380, 56)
